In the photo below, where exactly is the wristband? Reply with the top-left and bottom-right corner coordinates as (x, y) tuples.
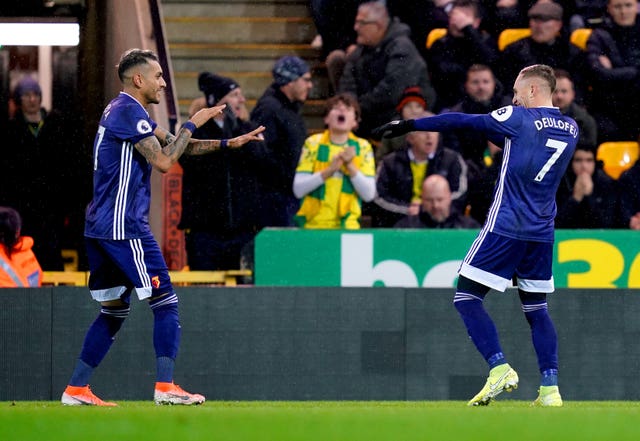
(182, 121), (196, 133)
(220, 139), (228, 149)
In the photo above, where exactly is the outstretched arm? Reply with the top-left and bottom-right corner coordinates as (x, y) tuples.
(372, 112), (490, 138)
(137, 104), (265, 173)
(137, 104), (226, 173)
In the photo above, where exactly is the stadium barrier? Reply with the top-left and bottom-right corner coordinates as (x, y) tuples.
(1, 286), (639, 401)
(42, 270), (251, 287)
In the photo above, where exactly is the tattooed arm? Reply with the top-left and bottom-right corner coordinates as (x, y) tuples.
(134, 104), (226, 173)
(134, 126), (194, 173)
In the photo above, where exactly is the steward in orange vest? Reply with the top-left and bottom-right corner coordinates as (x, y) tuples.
(0, 206), (42, 287)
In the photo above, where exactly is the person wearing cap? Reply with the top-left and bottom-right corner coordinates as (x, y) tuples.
(250, 55), (313, 227)
(497, 1), (585, 93)
(585, 0), (640, 142)
(178, 72), (265, 271)
(428, 0), (499, 112)
(375, 86), (428, 164)
(331, 1), (436, 139)
(2, 76), (79, 270)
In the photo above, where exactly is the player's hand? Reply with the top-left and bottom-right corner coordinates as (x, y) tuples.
(190, 104), (226, 128)
(371, 119), (415, 138)
(228, 125), (266, 148)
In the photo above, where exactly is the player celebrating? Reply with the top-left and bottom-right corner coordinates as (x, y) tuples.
(373, 64), (578, 407)
(61, 49), (265, 406)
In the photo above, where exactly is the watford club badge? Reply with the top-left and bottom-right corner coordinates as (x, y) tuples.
(152, 276), (160, 289)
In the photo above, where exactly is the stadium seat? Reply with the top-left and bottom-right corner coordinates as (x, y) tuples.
(42, 271), (89, 286)
(597, 141), (640, 179)
(498, 28), (531, 51)
(169, 270), (252, 286)
(426, 28), (447, 49)
(570, 28), (592, 51)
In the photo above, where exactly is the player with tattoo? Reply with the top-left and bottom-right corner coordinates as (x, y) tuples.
(374, 64), (578, 407)
(61, 48), (265, 406)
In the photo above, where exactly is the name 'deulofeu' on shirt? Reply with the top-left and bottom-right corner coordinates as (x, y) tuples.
(534, 117), (578, 138)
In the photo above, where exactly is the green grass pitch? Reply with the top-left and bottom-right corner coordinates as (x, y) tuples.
(2, 400), (640, 441)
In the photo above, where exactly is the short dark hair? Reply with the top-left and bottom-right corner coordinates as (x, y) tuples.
(0, 206), (21, 257)
(324, 93), (361, 121)
(116, 49), (158, 82)
(553, 69), (572, 83)
(467, 63), (494, 77)
(519, 64), (556, 93)
(452, 0), (481, 18)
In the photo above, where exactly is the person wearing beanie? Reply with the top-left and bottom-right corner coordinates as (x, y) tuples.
(2, 76), (78, 271)
(375, 86), (428, 164)
(250, 55), (313, 227)
(179, 72), (266, 272)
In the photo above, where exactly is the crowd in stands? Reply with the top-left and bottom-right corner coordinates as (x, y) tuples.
(2, 0), (640, 278)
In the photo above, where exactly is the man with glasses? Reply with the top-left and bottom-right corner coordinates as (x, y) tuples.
(327, 1), (436, 139)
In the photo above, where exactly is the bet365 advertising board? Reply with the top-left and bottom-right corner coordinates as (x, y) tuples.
(255, 229), (640, 288)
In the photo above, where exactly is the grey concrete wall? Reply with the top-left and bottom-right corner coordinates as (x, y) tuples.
(1, 287), (638, 401)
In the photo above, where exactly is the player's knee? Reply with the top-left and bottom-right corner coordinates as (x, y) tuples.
(149, 292), (179, 310)
(99, 305), (130, 336)
(518, 289), (547, 304)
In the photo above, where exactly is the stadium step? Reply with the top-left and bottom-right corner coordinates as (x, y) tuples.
(161, 0), (327, 132)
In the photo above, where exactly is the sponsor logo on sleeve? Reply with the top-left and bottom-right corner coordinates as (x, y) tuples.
(137, 119), (152, 134)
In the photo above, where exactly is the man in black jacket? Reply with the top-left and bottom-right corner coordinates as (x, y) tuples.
(250, 56), (312, 227)
(585, 0), (640, 141)
(395, 174), (480, 229)
(374, 115), (468, 227)
(179, 72), (264, 270)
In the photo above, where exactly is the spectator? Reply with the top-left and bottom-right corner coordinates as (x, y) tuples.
(0, 206), (42, 288)
(552, 69), (598, 153)
(466, 145), (504, 225)
(374, 111), (468, 227)
(442, 64), (512, 174)
(428, 0), (500, 111)
(569, 0), (608, 30)
(293, 93), (376, 228)
(376, 85), (428, 163)
(395, 174), (481, 228)
(441, 64), (509, 224)
(617, 156), (640, 230)
(251, 56), (313, 227)
(308, 0), (360, 57)
(585, 0), (640, 142)
(555, 144), (619, 228)
(388, 0), (451, 60)
(328, 1), (436, 138)
(480, 0), (531, 38)
(2, 76), (82, 270)
(497, 1), (584, 92)
(178, 72), (264, 270)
